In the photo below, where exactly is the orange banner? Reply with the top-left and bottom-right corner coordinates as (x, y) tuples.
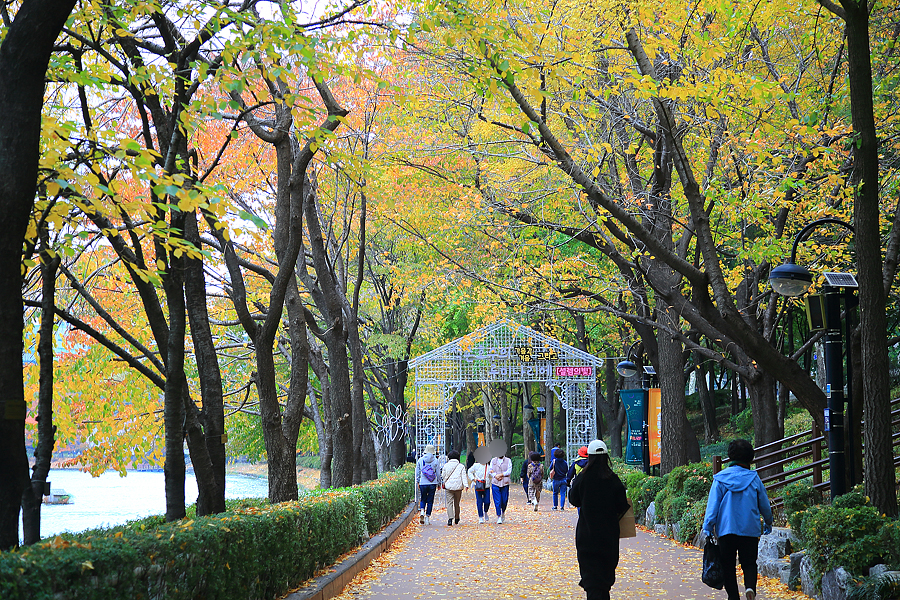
(649, 388), (661, 466)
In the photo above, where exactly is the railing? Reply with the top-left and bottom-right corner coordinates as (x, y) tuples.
(713, 397), (900, 506)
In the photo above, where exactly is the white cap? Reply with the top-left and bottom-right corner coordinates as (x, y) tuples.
(424, 444), (436, 455)
(587, 440), (608, 455)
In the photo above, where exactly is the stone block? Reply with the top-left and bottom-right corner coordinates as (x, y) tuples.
(692, 531), (707, 549)
(671, 522), (681, 540)
(655, 524), (667, 537)
(758, 557), (791, 582)
(820, 567), (851, 600)
(800, 553), (818, 598)
(759, 528), (793, 559)
(645, 501), (657, 528)
(869, 564), (890, 578)
(789, 551), (805, 589)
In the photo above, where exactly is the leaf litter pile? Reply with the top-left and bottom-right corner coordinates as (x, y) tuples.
(330, 488), (813, 599)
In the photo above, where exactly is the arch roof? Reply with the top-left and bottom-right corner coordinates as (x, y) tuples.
(410, 319), (603, 384)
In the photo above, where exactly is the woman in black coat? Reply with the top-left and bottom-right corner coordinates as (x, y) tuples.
(568, 440), (629, 600)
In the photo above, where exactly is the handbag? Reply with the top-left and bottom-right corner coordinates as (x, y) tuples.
(701, 537), (726, 590)
(474, 465), (487, 491)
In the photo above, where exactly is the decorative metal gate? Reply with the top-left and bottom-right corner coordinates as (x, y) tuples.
(409, 320), (603, 461)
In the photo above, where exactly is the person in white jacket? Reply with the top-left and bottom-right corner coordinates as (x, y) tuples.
(441, 450), (469, 526)
(488, 439), (513, 524)
(467, 446), (492, 523)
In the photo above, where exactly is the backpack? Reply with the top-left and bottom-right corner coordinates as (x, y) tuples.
(529, 463), (543, 484)
(421, 462), (436, 483)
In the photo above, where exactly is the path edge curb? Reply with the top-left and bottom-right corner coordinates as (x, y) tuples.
(284, 501), (418, 600)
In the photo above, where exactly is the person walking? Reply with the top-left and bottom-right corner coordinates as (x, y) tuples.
(489, 446), (512, 524)
(702, 439), (773, 600)
(569, 440), (629, 600)
(526, 451), (543, 510)
(467, 446), (492, 523)
(550, 448), (569, 510)
(441, 450), (468, 526)
(520, 453), (530, 502)
(416, 444), (440, 525)
(567, 446), (589, 486)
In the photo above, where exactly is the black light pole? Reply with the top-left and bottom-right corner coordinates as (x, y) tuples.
(769, 217), (854, 500)
(823, 284), (847, 497)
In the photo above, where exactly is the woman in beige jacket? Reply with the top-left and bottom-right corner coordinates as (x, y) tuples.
(440, 450), (469, 526)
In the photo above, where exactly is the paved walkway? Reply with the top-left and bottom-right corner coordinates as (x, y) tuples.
(332, 487), (809, 600)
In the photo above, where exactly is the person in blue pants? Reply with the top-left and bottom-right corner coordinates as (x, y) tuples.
(488, 441), (512, 523)
(550, 448), (569, 510)
(416, 444), (440, 525)
(467, 446), (492, 523)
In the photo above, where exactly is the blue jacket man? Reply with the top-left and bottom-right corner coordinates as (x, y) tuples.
(702, 439), (773, 600)
(702, 464), (773, 538)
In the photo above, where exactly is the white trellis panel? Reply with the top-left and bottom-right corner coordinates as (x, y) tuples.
(410, 320), (604, 471)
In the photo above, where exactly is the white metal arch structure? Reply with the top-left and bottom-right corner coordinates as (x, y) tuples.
(409, 319), (604, 461)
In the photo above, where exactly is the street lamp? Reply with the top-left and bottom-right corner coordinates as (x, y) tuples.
(769, 217), (855, 499)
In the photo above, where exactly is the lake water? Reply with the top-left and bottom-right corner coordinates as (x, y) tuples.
(19, 469), (269, 541)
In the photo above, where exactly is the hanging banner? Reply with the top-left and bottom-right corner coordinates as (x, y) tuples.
(620, 389), (646, 465)
(648, 388), (661, 466)
(527, 418), (544, 456)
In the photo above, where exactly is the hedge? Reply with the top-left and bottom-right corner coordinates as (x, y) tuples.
(797, 487), (900, 587)
(0, 465), (414, 600)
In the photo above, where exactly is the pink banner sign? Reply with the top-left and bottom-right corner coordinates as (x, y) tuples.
(554, 366), (593, 377)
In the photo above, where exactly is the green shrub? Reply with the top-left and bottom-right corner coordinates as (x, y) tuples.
(783, 410), (813, 437)
(632, 475), (666, 521)
(297, 454), (322, 470)
(0, 466), (414, 600)
(800, 498), (898, 585)
(731, 408), (754, 438)
(661, 494), (692, 524)
(511, 456), (527, 483)
(847, 571), (900, 600)
(834, 485), (869, 509)
(782, 481), (821, 533)
(677, 501), (707, 544)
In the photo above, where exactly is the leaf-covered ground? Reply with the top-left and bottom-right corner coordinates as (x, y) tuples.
(330, 487), (812, 599)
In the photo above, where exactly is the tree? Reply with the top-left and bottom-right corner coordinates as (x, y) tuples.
(814, 0), (898, 517)
(0, 0), (78, 550)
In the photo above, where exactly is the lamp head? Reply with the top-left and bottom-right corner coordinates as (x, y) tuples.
(616, 359), (639, 378)
(769, 262), (813, 297)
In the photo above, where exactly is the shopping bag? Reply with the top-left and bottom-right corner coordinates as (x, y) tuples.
(618, 499), (636, 538)
(701, 537), (725, 589)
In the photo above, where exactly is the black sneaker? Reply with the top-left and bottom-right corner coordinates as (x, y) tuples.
(454, 518), (459, 524)
(448, 519), (453, 526)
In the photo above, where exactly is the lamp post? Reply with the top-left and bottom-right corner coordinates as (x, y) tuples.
(769, 217), (854, 499)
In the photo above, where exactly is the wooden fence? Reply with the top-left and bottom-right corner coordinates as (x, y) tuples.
(713, 397), (900, 506)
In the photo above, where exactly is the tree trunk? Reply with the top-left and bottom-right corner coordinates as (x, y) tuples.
(22, 243), (60, 544)
(695, 352), (719, 443)
(598, 359), (626, 458)
(747, 372), (783, 479)
(523, 384), (535, 455)
(163, 249), (187, 522)
(847, 327), (864, 489)
(659, 306), (696, 473)
(843, 0), (897, 517)
(542, 383), (553, 468)
(0, 0), (77, 551)
(499, 387), (513, 450)
(387, 359), (410, 469)
(325, 326), (354, 488)
(183, 210), (225, 515)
